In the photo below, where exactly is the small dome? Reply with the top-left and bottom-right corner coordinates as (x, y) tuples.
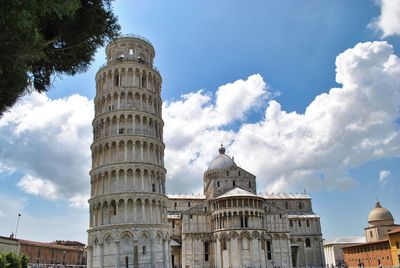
(368, 201), (394, 226)
(208, 145), (235, 171)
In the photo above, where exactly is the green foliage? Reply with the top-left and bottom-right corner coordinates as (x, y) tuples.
(0, 0), (120, 116)
(3, 253), (21, 268)
(0, 254), (6, 268)
(0, 253), (28, 268)
(20, 256), (28, 268)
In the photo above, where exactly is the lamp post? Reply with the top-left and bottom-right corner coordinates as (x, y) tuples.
(15, 213), (21, 238)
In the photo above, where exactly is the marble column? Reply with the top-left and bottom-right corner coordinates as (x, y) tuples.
(99, 243), (104, 268)
(87, 246), (93, 268)
(115, 241), (120, 268)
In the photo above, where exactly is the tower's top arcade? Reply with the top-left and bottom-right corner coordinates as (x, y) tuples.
(105, 34), (155, 67)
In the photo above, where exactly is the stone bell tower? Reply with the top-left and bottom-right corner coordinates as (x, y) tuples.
(87, 35), (171, 268)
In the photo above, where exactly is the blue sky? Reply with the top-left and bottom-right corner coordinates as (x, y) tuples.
(0, 0), (399, 243)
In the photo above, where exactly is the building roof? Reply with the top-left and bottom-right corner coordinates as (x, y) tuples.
(288, 214), (320, 219)
(167, 194), (206, 200)
(18, 239), (84, 251)
(385, 226), (400, 234)
(214, 187), (258, 200)
(324, 236), (366, 246)
(207, 145), (236, 171)
(170, 239), (180, 247)
(262, 192), (311, 199)
(368, 201), (394, 224)
(342, 238), (389, 249)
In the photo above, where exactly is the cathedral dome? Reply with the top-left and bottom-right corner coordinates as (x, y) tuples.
(207, 145), (235, 171)
(368, 201), (394, 226)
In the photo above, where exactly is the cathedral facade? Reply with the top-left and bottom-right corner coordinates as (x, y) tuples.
(167, 145), (325, 268)
(87, 35), (325, 268)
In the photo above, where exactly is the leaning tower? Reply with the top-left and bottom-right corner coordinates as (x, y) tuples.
(87, 35), (171, 268)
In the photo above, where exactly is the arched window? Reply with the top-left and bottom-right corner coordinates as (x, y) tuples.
(217, 181), (220, 187)
(305, 238), (311, 247)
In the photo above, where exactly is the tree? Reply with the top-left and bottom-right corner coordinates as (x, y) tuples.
(0, 254), (6, 268)
(0, 253), (29, 268)
(4, 253), (21, 268)
(20, 256), (28, 268)
(0, 0), (120, 115)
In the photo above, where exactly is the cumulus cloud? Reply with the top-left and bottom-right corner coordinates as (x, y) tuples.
(17, 175), (59, 200)
(164, 41), (400, 194)
(0, 93), (93, 207)
(379, 170), (391, 185)
(1, 41), (400, 203)
(369, 0), (400, 37)
(163, 74), (269, 193)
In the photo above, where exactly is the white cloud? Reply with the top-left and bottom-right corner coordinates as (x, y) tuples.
(163, 74), (269, 193)
(379, 170), (391, 185)
(163, 41), (400, 194)
(69, 194), (89, 209)
(369, 0), (400, 37)
(1, 41), (400, 203)
(0, 93), (93, 207)
(17, 175), (59, 200)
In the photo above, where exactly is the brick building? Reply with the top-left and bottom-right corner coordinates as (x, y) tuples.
(342, 201), (399, 268)
(0, 236), (86, 267)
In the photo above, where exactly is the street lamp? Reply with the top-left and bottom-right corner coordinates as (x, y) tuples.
(15, 213), (21, 238)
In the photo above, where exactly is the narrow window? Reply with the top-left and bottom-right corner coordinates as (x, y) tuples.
(142, 246), (146, 255)
(221, 239), (227, 251)
(233, 180), (235, 187)
(267, 241), (272, 260)
(172, 221), (175, 229)
(240, 216), (244, 227)
(188, 202), (191, 207)
(37, 249), (41, 257)
(370, 231), (373, 238)
(217, 181), (220, 187)
(152, 183), (155, 192)
(249, 181), (251, 187)
(226, 171), (229, 176)
(290, 220), (293, 227)
(244, 216), (249, 228)
(189, 214), (193, 219)
(239, 171), (241, 176)
(174, 202), (177, 209)
(112, 203), (117, 215)
(285, 201), (289, 209)
(299, 201), (303, 209)
(114, 73), (119, 86)
(307, 219), (310, 227)
(279, 214), (282, 219)
(204, 242), (209, 261)
(305, 238), (311, 247)
(298, 220), (302, 227)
